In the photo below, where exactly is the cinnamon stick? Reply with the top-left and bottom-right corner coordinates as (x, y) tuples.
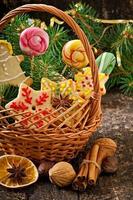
(88, 144), (99, 185)
(95, 145), (117, 183)
(73, 138), (117, 191)
(88, 138), (117, 185)
(72, 152), (90, 191)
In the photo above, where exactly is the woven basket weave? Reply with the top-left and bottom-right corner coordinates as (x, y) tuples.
(0, 4), (102, 162)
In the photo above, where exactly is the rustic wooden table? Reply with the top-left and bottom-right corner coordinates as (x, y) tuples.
(0, 91), (133, 200)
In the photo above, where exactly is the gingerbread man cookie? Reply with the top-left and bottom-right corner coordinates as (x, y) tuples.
(0, 40), (31, 86)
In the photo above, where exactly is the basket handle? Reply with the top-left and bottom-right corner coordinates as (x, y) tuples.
(0, 4), (100, 94)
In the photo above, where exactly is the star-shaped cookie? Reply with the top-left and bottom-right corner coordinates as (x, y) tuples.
(41, 78), (85, 128)
(41, 78), (84, 104)
(75, 67), (109, 97)
(5, 83), (54, 128)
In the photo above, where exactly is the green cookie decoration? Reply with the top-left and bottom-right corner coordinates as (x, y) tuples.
(96, 52), (116, 74)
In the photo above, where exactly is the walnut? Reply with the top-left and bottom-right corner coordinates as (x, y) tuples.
(49, 162), (76, 187)
(102, 156), (118, 174)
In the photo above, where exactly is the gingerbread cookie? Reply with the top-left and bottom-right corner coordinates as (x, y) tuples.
(75, 68), (93, 98)
(75, 67), (109, 97)
(41, 78), (84, 104)
(98, 73), (109, 95)
(41, 78), (85, 128)
(0, 40), (31, 86)
(5, 83), (54, 129)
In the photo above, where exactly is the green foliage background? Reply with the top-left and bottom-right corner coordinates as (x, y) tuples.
(0, 2), (133, 105)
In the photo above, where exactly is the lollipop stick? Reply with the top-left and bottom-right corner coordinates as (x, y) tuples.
(61, 64), (68, 75)
(30, 56), (35, 77)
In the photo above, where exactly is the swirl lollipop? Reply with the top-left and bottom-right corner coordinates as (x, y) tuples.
(62, 40), (89, 69)
(19, 27), (49, 57)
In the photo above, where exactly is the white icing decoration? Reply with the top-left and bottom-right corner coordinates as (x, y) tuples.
(0, 56), (10, 63)
(0, 71), (25, 83)
(0, 50), (9, 57)
(4, 72), (9, 75)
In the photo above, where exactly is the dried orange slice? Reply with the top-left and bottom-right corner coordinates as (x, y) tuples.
(0, 155), (39, 188)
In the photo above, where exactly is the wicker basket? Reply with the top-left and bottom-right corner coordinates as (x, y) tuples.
(0, 4), (102, 162)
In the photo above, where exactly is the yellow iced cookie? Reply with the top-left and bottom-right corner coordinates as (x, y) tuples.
(41, 77), (84, 104)
(75, 67), (109, 97)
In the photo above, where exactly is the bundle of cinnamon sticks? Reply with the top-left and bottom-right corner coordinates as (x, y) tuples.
(72, 138), (117, 191)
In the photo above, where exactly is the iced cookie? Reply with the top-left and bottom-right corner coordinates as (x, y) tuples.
(75, 67), (109, 97)
(41, 78), (85, 128)
(41, 78), (84, 104)
(0, 40), (31, 86)
(75, 68), (93, 98)
(5, 83), (54, 129)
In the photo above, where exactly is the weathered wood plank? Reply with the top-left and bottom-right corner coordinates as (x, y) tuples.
(0, 188), (27, 200)
(29, 180), (78, 200)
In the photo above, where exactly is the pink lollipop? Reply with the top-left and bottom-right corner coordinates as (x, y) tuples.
(19, 27), (49, 56)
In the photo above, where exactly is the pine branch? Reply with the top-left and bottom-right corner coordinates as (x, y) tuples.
(3, 14), (30, 54)
(29, 25), (71, 89)
(68, 2), (104, 46)
(119, 74), (133, 96)
(0, 84), (18, 106)
(0, 5), (133, 96)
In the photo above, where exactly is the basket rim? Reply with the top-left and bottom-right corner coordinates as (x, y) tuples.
(0, 112), (102, 142)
